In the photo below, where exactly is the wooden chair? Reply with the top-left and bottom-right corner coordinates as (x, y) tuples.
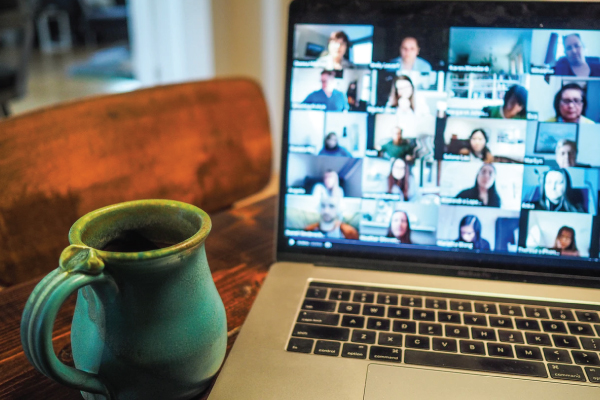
(0, 78), (272, 287)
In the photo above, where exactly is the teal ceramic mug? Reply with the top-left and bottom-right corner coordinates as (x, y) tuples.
(21, 200), (227, 400)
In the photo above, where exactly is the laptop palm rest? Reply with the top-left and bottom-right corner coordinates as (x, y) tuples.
(364, 363), (596, 399)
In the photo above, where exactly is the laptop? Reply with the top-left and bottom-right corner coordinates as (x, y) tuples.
(209, 1), (600, 398)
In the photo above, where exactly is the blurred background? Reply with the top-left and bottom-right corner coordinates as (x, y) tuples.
(1, 0), (292, 170)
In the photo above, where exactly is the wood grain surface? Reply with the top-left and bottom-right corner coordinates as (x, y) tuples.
(0, 196), (276, 400)
(0, 78), (272, 287)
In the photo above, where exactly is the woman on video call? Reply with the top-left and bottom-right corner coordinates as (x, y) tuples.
(315, 31), (354, 71)
(546, 83), (594, 124)
(455, 215), (490, 250)
(534, 169), (585, 212)
(550, 226), (580, 257)
(387, 75), (429, 116)
(318, 132), (352, 157)
(387, 157), (418, 201)
(386, 210), (412, 244)
(455, 163), (502, 207)
(459, 129), (494, 162)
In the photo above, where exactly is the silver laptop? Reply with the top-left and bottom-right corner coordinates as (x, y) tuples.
(209, 1), (600, 398)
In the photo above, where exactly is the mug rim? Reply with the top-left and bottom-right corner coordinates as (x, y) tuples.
(69, 199), (211, 261)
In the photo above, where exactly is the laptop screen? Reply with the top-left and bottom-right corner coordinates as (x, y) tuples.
(278, 0), (600, 281)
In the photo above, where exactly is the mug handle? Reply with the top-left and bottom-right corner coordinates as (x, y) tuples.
(21, 245), (115, 399)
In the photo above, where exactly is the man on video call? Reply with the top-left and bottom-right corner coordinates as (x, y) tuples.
(304, 196), (358, 239)
(302, 70), (349, 111)
(379, 126), (415, 160)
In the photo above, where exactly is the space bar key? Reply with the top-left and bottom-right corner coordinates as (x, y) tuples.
(404, 350), (548, 378)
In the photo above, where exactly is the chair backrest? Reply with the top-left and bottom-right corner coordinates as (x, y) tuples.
(0, 78), (272, 286)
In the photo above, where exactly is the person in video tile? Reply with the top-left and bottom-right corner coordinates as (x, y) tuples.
(318, 132), (352, 157)
(546, 83), (594, 124)
(304, 195), (358, 239)
(387, 75), (429, 116)
(555, 139), (589, 168)
(386, 210), (412, 244)
(483, 85), (528, 120)
(456, 164), (501, 207)
(534, 169), (584, 212)
(387, 158), (418, 200)
(312, 169), (345, 199)
(315, 31), (353, 71)
(389, 37), (432, 73)
(379, 126), (415, 161)
(458, 129), (494, 163)
(456, 215), (490, 250)
(550, 226), (580, 256)
(302, 70), (349, 111)
(554, 34), (600, 77)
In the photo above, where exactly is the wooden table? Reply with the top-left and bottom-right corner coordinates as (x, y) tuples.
(0, 196), (276, 399)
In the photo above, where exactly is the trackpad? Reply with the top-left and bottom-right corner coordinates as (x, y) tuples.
(364, 364), (597, 399)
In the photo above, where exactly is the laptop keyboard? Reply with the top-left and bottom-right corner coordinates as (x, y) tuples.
(286, 282), (600, 385)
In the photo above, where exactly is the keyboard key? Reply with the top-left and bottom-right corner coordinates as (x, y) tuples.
(515, 345), (543, 361)
(541, 320), (567, 334)
(553, 335), (580, 349)
(438, 311), (461, 324)
(450, 300), (472, 312)
(367, 317), (390, 331)
(338, 302), (361, 315)
(472, 328), (496, 341)
(351, 330), (376, 344)
(432, 338), (457, 352)
(314, 340), (341, 357)
(378, 333), (403, 347)
(596, 324), (600, 336)
(474, 302), (497, 314)
(302, 299), (336, 312)
(585, 367), (600, 384)
(404, 350), (547, 378)
(580, 337), (600, 351)
(500, 305), (523, 317)
(297, 311), (340, 326)
(369, 346), (402, 363)
(464, 314), (488, 326)
(287, 338), (314, 353)
(405, 335), (430, 350)
(292, 324), (350, 341)
(490, 316), (513, 329)
(401, 296), (422, 308)
(341, 315), (365, 329)
(576, 311), (600, 323)
(419, 323), (443, 336)
(543, 348), (572, 364)
(524, 307), (549, 319)
(548, 363), (585, 381)
(392, 320), (416, 333)
(388, 307), (410, 319)
(445, 325), (470, 339)
(525, 332), (552, 346)
(425, 298), (447, 310)
(413, 309), (436, 321)
(550, 309), (575, 321)
(460, 340), (486, 355)
(353, 292), (375, 303)
(363, 305), (385, 317)
(572, 351), (600, 366)
(487, 343), (514, 358)
(568, 322), (595, 336)
(341, 343), (367, 359)
(377, 294), (398, 305)
(498, 330), (524, 344)
(329, 290), (350, 301)
(515, 319), (540, 331)
(306, 287), (327, 299)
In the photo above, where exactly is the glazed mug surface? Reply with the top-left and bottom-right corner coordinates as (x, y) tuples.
(21, 199), (227, 400)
